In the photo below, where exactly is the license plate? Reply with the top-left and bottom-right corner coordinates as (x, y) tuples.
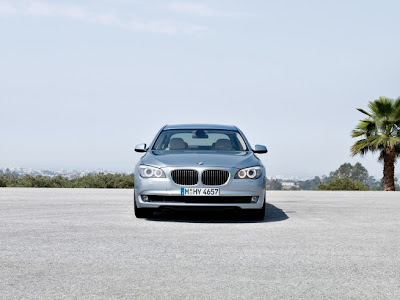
(181, 188), (220, 196)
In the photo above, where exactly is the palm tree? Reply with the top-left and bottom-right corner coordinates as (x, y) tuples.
(351, 96), (400, 191)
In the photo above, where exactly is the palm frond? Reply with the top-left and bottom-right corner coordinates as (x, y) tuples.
(369, 97), (393, 119)
(351, 119), (377, 137)
(378, 150), (385, 162)
(351, 129), (366, 138)
(369, 134), (387, 147)
(351, 138), (378, 156)
(357, 108), (372, 118)
(387, 137), (400, 148)
(393, 97), (400, 119)
(358, 119), (376, 133)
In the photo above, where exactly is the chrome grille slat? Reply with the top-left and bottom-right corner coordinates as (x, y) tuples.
(171, 169), (198, 185)
(202, 170), (229, 186)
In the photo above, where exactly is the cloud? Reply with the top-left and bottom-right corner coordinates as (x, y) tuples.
(0, 0), (206, 35)
(166, 1), (249, 17)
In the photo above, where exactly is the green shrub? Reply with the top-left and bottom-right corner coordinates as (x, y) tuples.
(0, 173), (134, 189)
(317, 178), (368, 191)
(0, 176), (6, 187)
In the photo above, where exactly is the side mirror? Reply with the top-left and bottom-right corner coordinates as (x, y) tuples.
(135, 143), (147, 153)
(253, 144), (268, 154)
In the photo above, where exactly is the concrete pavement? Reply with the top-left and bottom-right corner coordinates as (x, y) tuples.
(0, 189), (399, 299)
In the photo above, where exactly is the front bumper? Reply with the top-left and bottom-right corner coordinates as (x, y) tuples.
(134, 167), (266, 210)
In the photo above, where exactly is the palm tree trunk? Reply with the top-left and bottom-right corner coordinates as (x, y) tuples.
(383, 147), (396, 191)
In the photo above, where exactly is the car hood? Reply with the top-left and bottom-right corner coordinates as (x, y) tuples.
(141, 151), (261, 169)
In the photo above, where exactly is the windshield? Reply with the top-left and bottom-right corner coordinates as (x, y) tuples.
(152, 129), (248, 151)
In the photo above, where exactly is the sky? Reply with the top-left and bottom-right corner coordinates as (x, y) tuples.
(1, 0), (400, 178)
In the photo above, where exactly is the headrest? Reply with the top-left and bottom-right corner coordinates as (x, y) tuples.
(169, 138), (186, 150)
(215, 139), (232, 150)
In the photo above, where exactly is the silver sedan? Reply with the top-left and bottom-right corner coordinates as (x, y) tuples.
(134, 124), (268, 219)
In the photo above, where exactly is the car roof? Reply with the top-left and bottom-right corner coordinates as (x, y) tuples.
(163, 124), (238, 131)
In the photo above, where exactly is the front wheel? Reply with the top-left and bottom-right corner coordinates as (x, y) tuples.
(134, 193), (154, 218)
(247, 199), (266, 220)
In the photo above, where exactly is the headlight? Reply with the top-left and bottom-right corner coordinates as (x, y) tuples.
(139, 165), (166, 178)
(235, 166), (262, 179)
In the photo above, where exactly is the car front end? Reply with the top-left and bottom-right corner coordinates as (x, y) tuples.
(134, 124), (268, 219)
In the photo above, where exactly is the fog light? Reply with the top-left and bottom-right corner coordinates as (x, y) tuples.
(141, 195), (149, 202)
(251, 196), (259, 203)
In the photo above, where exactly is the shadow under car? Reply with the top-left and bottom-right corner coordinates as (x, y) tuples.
(144, 203), (288, 224)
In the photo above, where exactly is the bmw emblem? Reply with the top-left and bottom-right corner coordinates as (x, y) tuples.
(198, 162), (204, 165)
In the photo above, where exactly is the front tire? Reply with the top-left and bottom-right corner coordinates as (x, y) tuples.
(134, 193), (154, 218)
(247, 198), (266, 220)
